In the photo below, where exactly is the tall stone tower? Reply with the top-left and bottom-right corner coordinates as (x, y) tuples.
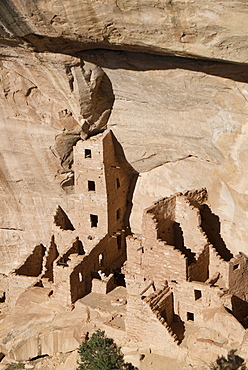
(73, 130), (132, 250)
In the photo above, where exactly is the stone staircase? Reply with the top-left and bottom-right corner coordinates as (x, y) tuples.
(143, 286), (182, 344)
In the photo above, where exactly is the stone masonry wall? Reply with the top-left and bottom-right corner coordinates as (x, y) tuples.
(42, 236), (59, 282)
(103, 131), (131, 236)
(175, 196), (208, 257)
(142, 213), (188, 287)
(229, 254), (248, 302)
(171, 280), (223, 325)
(146, 196), (176, 245)
(188, 245), (209, 282)
(73, 134), (108, 243)
(125, 293), (185, 359)
(53, 232), (126, 305)
(209, 247), (229, 289)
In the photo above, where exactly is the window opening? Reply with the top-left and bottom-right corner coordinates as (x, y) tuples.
(90, 214), (98, 228)
(79, 272), (83, 282)
(116, 178), (120, 189)
(233, 264), (240, 271)
(0, 292), (6, 303)
(116, 208), (121, 220)
(117, 234), (122, 250)
(88, 180), (95, 191)
(99, 253), (104, 266)
(187, 312), (194, 321)
(85, 149), (92, 158)
(194, 290), (202, 300)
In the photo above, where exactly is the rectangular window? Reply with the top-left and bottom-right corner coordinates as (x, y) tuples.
(194, 290), (202, 300)
(116, 178), (120, 189)
(85, 149), (92, 158)
(79, 272), (83, 282)
(90, 214), (98, 227)
(99, 253), (104, 266)
(117, 234), (122, 250)
(116, 208), (121, 220)
(88, 180), (95, 191)
(187, 312), (194, 321)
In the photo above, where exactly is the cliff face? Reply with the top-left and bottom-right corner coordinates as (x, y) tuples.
(1, 0), (248, 63)
(1, 44), (248, 259)
(0, 2), (248, 369)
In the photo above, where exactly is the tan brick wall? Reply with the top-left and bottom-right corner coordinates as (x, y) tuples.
(42, 236), (59, 282)
(74, 136), (108, 241)
(103, 131), (131, 236)
(73, 130), (132, 250)
(175, 196), (208, 256)
(229, 254), (248, 301)
(209, 247), (229, 288)
(172, 281), (223, 324)
(188, 245), (209, 282)
(125, 294), (183, 358)
(146, 196), (176, 244)
(53, 231), (126, 305)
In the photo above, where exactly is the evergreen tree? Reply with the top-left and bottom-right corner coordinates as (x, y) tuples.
(211, 350), (247, 370)
(77, 329), (137, 370)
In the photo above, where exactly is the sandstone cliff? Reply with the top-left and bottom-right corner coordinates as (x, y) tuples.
(0, 1), (248, 369)
(0, 0), (248, 63)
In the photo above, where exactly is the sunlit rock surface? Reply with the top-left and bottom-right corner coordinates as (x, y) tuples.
(0, 1), (248, 369)
(0, 0), (248, 63)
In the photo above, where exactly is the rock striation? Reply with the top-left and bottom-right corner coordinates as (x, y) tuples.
(0, 1), (248, 369)
(0, 0), (248, 63)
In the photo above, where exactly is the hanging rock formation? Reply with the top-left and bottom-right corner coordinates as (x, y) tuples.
(0, 1), (248, 369)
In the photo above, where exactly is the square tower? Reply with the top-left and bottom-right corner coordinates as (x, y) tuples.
(73, 130), (132, 244)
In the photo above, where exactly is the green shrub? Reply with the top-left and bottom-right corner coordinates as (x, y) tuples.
(5, 363), (25, 370)
(77, 329), (137, 370)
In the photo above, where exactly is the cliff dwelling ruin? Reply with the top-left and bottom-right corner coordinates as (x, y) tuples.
(0, 129), (248, 369)
(1, 1), (248, 368)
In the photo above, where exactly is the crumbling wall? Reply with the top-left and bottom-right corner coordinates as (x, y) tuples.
(125, 293), (185, 358)
(229, 253), (248, 301)
(53, 260), (73, 306)
(175, 196), (208, 257)
(54, 206), (75, 231)
(53, 231), (126, 305)
(42, 236), (59, 282)
(200, 204), (233, 262)
(228, 254), (248, 327)
(91, 273), (115, 294)
(188, 245), (209, 282)
(144, 286), (174, 325)
(103, 131), (132, 236)
(141, 213), (188, 287)
(70, 259), (86, 304)
(69, 234), (126, 303)
(146, 196), (176, 245)
(209, 247), (229, 289)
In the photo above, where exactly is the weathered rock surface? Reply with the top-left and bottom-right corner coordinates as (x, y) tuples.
(0, 0), (248, 64)
(0, 1), (248, 369)
(0, 45), (248, 263)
